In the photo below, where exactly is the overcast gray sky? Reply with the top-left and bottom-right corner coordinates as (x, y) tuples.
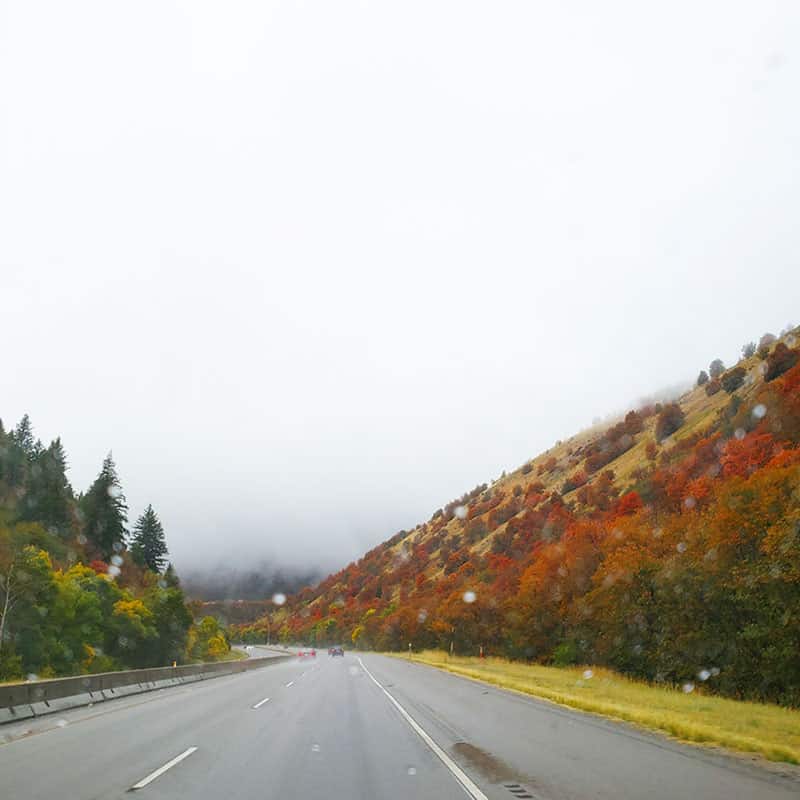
(2, 1), (798, 575)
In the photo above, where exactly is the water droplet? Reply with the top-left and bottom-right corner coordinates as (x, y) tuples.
(683, 496), (696, 510)
(56, 719), (68, 728)
(311, 744), (321, 752)
(752, 404), (767, 420)
(107, 485), (122, 499)
(407, 767), (417, 776)
(26, 673), (38, 682)
(710, 667), (720, 677)
(676, 542), (687, 553)
(697, 669), (711, 682)
(734, 428), (746, 441)
(348, 665), (360, 676)
(110, 555), (123, 566)
(582, 669), (594, 680)
(682, 682), (695, 693)
(454, 505), (467, 520)
(272, 593), (287, 606)
(417, 609), (428, 623)
(77, 534), (87, 545)
(462, 590), (477, 604)
(107, 565), (121, 577)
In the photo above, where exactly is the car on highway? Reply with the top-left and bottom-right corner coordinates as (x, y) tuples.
(330, 646), (344, 656)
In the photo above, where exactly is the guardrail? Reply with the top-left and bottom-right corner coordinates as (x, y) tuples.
(0, 653), (293, 724)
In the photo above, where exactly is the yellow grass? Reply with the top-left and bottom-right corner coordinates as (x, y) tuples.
(390, 651), (800, 764)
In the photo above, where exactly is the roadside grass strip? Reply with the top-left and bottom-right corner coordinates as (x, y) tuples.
(390, 651), (800, 764)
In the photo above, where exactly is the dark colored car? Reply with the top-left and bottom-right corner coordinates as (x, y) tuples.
(331, 646), (344, 656)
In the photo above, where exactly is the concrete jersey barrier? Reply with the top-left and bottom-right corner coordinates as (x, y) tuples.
(0, 653), (293, 725)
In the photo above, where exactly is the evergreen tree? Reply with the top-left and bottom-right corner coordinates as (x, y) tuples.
(0, 420), (28, 488)
(11, 414), (35, 458)
(19, 438), (74, 534)
(81, 453), (128, 558)
(164, 563), (180, 588)
(130, 504), (168, 572)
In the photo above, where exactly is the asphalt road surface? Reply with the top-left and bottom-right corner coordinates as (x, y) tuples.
(1, 650), (798, 800)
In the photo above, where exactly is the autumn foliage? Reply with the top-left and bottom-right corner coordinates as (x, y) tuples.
(235, 331), (800, 706)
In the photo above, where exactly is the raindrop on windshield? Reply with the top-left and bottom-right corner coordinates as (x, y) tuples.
(697, 669), (711, 682)
(582, 669), (594, 680)
(407, 767), (417, 776)
(463, 590), (477, 603)
(752, 404), (767, 420)
(110, 555), (123, 566)
(107, 565), (121, 577)
(417, 609), (428, 623)
(682, 682), (695, 693)
(272, 593), (287, 606)
(734, 428), (746, 440)
(454, 505), (468, 520)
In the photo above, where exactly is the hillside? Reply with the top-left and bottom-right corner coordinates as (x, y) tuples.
(236, 327), (800, 706)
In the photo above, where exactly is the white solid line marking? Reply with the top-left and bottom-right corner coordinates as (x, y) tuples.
(252, 697), (270, 709)
(285, 681), (294, 687)
(358, 657), (488, 800)
(131, 746), (198, 790)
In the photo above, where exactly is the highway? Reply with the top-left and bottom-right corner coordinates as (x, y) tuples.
(1, 649), (798, 800)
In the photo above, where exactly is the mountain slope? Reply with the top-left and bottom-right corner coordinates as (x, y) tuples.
(236, 327), (800, 705)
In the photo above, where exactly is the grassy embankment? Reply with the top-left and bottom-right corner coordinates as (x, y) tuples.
(390, 651), (800, 764)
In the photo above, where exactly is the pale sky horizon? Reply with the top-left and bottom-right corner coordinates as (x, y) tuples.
(2, 1), (798, 576)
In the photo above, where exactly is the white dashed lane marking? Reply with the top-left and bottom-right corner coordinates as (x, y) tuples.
(131, 746), (198, 790)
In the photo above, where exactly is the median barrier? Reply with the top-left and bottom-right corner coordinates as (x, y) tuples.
(0, 653), (293, 724)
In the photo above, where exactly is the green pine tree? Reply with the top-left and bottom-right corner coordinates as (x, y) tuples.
(130, 504), (169, 572)
(163, 562), (180, 588)
(11, 414), (35, 458)
(81, 453), (128, 559)
(19, 438), (75, 535)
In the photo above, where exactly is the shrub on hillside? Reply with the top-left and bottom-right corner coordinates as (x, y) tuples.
(655, 403), (685, 442)
(721, 366), (746, 394)
(705, 379), (721, 396)
(765, 343), (799, 382)
(709, 359), (725, 379)
(696, 370), (709, 386)
(741, 342), (756, 359)
(562, 470), (588, 494)
(758, 333), (777, 358)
